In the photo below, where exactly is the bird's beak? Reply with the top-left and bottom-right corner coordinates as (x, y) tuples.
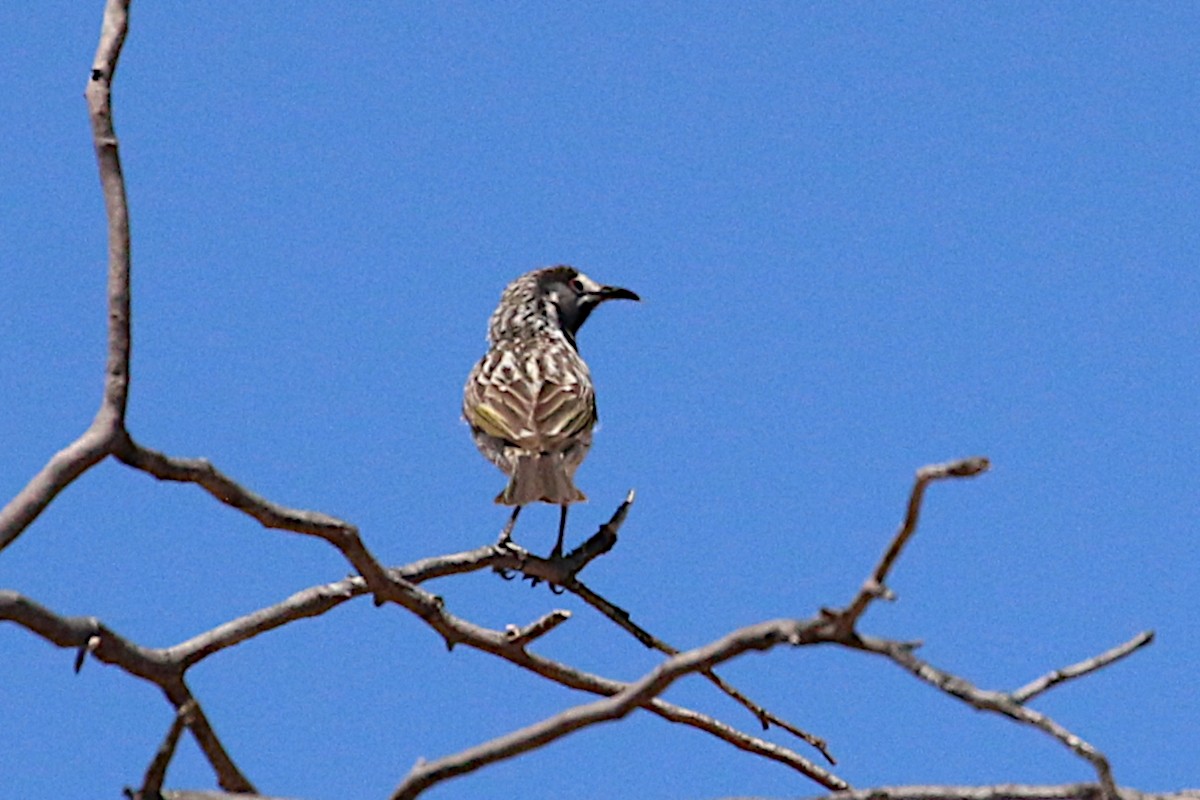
(596, 285), (640, 303)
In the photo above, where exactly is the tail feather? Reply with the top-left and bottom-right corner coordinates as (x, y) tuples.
(496, 454), (586, 506)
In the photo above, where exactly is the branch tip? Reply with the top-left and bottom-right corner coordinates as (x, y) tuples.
(919, 456), (991, 481)
(1011, 630), (1155, 704)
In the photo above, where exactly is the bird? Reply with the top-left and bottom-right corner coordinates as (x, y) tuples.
(463, 265), (639, 559)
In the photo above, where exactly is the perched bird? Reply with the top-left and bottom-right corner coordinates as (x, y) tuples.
(464, 266), (639, 558)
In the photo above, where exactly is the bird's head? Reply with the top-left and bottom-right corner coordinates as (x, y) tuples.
(536, 266), (640, 339)
(489, 266), (639, 346)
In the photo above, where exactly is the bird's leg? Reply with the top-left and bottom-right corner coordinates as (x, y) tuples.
(498, 506), (522, 548)
(550, 505), (568, 560)
(495, 507), (522, 578)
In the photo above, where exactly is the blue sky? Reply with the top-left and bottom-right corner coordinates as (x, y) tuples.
(2, 3), (1198, 799)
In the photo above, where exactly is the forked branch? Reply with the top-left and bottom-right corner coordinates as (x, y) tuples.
(831, 456), (990, 634)
(391, 618), (839, 800)
(0, 0), (133, 553)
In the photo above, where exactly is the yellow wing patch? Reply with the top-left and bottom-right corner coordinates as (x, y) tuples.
(469, 402), (519, 441)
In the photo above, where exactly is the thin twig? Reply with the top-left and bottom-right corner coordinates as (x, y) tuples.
(391, 618), (843, 800)
(853, 634), (1119, 800)
(0, 589), (257, 793)
(0, 433), (111, 553)
(0, 0), (135, 553)
(568, 577), (834, 762)
(504, 610), (572, 648)
(161, 683), (256, 794)
(3, 582), (829, 787)
(88, 0), (133, 427)
(168, 578), (364, 667)
(1011, 631), (1154, 704)
(111, 435), (401, 604)
(833, 456), (990, 634)
(139, 701), (197, 798)
(490, 490), (637, 587)
(802, 784), (1200, 800)
(484, 492), (836, 762)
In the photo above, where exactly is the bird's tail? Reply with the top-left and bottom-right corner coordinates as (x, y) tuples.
(496, 455), (587, 506)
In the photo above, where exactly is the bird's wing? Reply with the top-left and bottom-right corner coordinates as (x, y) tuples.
(464, 343), (595, 453)
(533, 375), (595, 448)
(465, 358), (523, 444)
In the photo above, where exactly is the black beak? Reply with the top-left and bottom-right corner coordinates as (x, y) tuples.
(597, 285), (640, 303)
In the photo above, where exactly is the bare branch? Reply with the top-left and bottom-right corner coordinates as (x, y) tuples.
(0, 431), (112, 553)
(4, 575), (826, 791)
(392, 618), (844, 800)
(798, 785), (1200, 800)
(168, 578), (363, 667)
(394, 544), (505, 582)
(833, 456), (990, 633)
(489, 490), (636, 586)
(0, 589), (256, 793)
(138, 701), (197, 799)
(568, 577), (834, 762)
(159, 794), (295, 800)
(164, 561), (832, 782)
(111, 435), (403, 604)
(161, 683), (256, 794)
(0, 0), (135, 554)
(854, 634), (1119, 800)
(1, 590), (176, 683)
(1011, 631), (1155, 704)
(504, 609), (572, 647)
(113, 438), (355, 539)
(159, 553), (831, 783)
(87, 0), (133, 428)
(153, 785), (1200, 800)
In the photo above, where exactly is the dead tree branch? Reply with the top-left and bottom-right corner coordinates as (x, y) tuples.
(148, 786), (1200, 800)
(2, 567), (828, 790)
(0, 0), (133, 553)
(0, 591), (256, 793)
(391, 618), (839, 800)
(1011, 630), (1155, 704)
(566, 576), (834, 762)
(135, 701), (197, 800)
(852, 634), (1120, 800)
(505, 609), (573, 647)
(832, 456), (991, 634)
(802, 786), (1200, 800)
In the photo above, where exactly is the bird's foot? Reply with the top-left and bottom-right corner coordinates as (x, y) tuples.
(520, 572), (565, 594)
(494, 534), (520, 554)
(493, 534), (524, 581)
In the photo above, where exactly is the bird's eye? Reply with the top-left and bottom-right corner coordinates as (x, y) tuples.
(569, 278), (585, 292)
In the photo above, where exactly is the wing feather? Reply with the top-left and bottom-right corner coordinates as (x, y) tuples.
(464, 340), (596, 453)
